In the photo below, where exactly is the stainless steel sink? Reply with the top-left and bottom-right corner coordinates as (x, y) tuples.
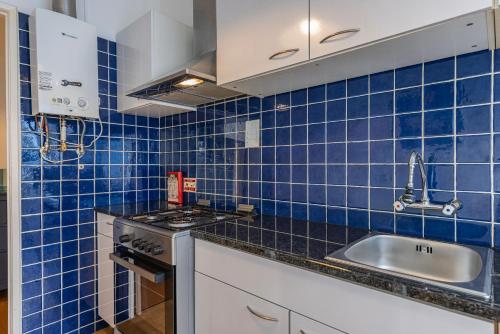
(325, 234), (493, 298)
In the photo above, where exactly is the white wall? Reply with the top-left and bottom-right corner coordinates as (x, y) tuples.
(3, 0), (51, 15)
(3, 0), (193, 40)
(81, 0), (193, 40)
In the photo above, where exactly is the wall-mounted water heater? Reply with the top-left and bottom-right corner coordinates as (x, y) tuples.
(28, 8), (101, 164)
(30, 8), (99, 118)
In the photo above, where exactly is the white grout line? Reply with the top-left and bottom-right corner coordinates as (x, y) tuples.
(421, 61), (426, 237)
(367, 75), (371, 230)
(392, 68), (397, 234)
(453, 55), (458, 243)
(344, 80), (348, 227)
(490, 50), (496, 248)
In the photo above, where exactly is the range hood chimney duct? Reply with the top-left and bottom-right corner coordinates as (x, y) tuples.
(193, 0), (216, 57)
(52, 0), (77, 18)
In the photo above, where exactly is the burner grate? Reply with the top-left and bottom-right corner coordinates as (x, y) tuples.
(125, 207), (246, 231)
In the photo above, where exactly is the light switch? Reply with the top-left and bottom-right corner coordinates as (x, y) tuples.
(245, 120), (260, 148)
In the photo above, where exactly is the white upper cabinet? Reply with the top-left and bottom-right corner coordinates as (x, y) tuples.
(309, 0), (493, 59)
(216, 0), (493, 91)
(216, 0), (309, 85)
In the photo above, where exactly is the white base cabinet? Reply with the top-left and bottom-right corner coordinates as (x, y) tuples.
(194, 239), (494, 334)
(195, 273), (289, 334)
(96, 213), (116, 327)
(291, 313), (344, 334)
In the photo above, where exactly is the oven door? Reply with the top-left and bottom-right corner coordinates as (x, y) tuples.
(110, 249), (175, 334)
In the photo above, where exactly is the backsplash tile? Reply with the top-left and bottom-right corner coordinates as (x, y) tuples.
(161, 49), (500, 249)
(18, 12), (160, 334)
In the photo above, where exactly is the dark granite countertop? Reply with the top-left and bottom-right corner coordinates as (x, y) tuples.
(191, 214), (500, 322)
(94, 201), (174, 217)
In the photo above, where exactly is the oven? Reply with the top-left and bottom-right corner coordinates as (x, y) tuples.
(111, 219), (194, 334)
(110, 249), (175, 334)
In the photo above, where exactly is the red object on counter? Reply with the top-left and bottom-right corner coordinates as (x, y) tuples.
(167, 171), (183, 205)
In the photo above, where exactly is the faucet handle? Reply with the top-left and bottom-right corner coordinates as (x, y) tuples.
(402, 187), (416, 204)
(441, 199), (462, 216)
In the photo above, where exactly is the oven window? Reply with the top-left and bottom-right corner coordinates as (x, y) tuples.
(111, 251), (175, 334)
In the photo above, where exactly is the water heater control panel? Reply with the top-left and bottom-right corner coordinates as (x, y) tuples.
(30, 8), (99, 118)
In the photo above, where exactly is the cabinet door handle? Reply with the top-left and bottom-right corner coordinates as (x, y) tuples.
(246, 306), (279, 322)
(320, 28), (361, 44)
(299, 330), (307, 334)
(269, 48), (300, 60)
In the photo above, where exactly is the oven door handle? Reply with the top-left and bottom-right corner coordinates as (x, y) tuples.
(109, 253), (165, 283)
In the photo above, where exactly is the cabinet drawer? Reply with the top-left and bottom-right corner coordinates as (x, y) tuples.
(291, 312), (343, 334)
(195, 272), (289, 334)
(96, 213), (114, 238)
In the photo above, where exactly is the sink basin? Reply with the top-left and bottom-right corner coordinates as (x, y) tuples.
(325, 234), (493, 298)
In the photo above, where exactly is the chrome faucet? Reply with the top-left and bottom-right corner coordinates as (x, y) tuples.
(393, 151), (462, 216)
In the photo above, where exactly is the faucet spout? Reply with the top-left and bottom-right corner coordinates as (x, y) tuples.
(407, 151), (429, 203)
(394, 151), (462, 216)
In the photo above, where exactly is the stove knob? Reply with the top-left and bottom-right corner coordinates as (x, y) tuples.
(119, 234), (132, 243)
(131, 239), (142, 248)
(144, 244), (153, 253)
(152, 246), (164, 256)
(138, 242), (148, 250)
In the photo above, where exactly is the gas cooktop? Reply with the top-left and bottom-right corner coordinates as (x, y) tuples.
(122, 206), (244, 231)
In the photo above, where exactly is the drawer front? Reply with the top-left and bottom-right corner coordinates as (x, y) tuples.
(195, 272), (289, 334)
(291, 312), (343, 334)
(96, 213), (114, 238)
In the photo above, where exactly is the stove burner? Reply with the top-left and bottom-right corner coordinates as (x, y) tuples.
(158, 211), (177, 216)
(125, 206), (246, 231)
(168, 221), (197, 228)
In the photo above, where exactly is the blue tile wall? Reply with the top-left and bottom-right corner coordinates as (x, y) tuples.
(162, 49), (500, 249)
(19, 13), (161, 334)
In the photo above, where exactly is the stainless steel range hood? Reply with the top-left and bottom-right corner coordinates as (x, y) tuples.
(127, 0), (241, 107)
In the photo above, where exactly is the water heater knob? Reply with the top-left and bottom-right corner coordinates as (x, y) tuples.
(78, 98), (88, 109)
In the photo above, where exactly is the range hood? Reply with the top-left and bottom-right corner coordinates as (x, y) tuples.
(127, 0), (241, 107)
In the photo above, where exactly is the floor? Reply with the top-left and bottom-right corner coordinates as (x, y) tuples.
(0, 290), (7, 334)
(95, 328), (114, 334)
